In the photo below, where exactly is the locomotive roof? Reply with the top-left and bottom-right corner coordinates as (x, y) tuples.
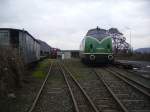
(86, 27), (107, 34)
(0, 28), (40, 43)
(86, 27), (108, 39)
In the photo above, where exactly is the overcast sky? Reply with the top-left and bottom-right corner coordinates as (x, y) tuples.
(0, 0), (150, 50)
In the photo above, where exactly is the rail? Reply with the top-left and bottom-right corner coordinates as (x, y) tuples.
(106, 68), (150, 97)
(27, 62), (53, 112)
(59, 62), (99, 112)
(93, 69), (129, 112)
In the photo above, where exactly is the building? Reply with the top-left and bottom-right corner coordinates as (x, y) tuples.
(61, 50), (79, 59)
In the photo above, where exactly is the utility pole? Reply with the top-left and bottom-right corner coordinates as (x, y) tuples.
(129, 30), (133, 55)
(125, 27), (132, 54)
(130, 30), (131, 47)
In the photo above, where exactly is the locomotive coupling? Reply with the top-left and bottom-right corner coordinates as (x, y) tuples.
(108, 55), (113, 60)
(90, 55), (95, 60)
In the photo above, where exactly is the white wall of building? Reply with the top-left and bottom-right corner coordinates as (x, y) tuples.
(64, 52), (71, 59)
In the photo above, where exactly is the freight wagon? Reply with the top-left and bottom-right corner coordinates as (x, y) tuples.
(0, 28), (43, 64)
(51, 48), (61, 59)
(37, 40), (51, 58)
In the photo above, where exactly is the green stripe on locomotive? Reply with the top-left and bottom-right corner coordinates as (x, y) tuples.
(84, 36), (113, 53)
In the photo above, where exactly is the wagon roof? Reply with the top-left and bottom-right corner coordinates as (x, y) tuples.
(0, 28), (40, 43)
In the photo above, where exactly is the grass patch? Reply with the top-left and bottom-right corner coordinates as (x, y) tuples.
(32, 59), (51, 79)
(37, 59), (50, 69)
(63, 59), (92, 80)
(32, 71), (45, 79)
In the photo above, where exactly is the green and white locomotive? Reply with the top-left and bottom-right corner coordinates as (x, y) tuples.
(80, 27), (114, 64)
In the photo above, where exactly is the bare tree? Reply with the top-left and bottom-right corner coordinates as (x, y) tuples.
(108, 28), (131, 54)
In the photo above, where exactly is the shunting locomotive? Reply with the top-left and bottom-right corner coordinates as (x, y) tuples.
(80, 27), (114, 64)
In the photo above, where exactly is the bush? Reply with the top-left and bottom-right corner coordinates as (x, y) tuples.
(0, 47), (24, 96)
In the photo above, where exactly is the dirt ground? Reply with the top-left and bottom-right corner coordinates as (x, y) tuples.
(0, 59), (51, 112)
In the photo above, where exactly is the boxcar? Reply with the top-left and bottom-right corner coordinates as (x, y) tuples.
(51, 48), (61, 59)
(0, 28), (40, 64)
(37, 40), (51, 58)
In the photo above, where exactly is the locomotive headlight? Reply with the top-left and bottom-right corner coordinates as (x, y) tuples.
(90, 55), (95, 60)
(108, 55), (113, 60)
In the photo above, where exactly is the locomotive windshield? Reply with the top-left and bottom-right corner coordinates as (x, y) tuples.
(86, 27), (108, 41)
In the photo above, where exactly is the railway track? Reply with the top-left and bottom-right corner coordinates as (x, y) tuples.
(95, 68), (150, 112)
(27, 62), (53, 112)
(27, 59), (150, 112)
(59, 63), (99, 112)
(91, 69), (128, 112)
(28, 61), (74, 112)
(28, 60), (99, 112)
(62, 60), (128, 112)
(106, 67), (150, 96)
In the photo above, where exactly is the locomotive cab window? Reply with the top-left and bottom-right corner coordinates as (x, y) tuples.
(86, 27), (107, 41)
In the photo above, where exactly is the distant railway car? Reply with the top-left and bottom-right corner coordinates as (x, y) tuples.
(37, 40), (51, 58)
(0, 28), (40, 64)
(51, 48), (61, 59)
(80, 27), (114, 64)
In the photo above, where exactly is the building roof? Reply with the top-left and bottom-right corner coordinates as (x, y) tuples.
(61, 50), (79, 52)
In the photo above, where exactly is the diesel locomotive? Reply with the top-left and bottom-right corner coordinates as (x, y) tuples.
(80, 27), (114, 64)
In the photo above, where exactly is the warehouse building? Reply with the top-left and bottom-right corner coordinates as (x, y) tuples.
(61, 50), (79, 59)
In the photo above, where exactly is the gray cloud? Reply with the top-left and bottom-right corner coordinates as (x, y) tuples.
(0, 0), (150, 49)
